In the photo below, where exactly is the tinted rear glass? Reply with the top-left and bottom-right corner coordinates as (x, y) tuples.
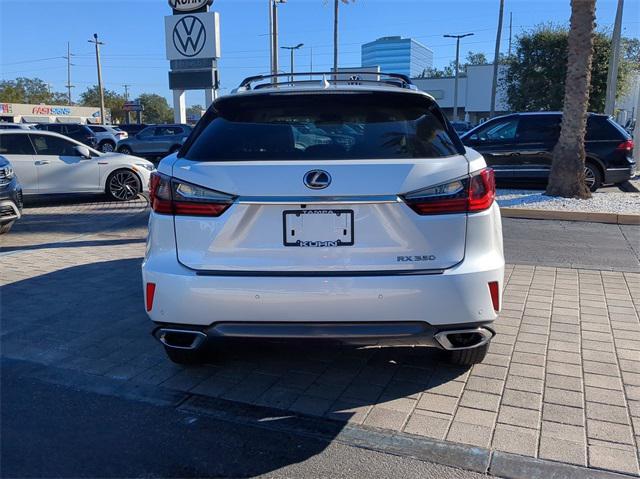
(0, 134), (35, 155)
(184, 93), (460, 161)
(517, 115), (561, 143)
(586, 117), (627, 141)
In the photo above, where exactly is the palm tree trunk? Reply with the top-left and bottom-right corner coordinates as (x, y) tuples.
(546, 0), (596, 199)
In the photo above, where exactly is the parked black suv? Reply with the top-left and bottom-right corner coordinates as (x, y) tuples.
(117, 123), (149, 136)
(0, 155), (22, 234)
(461, 112), (635, 191)
(34, 123), (98, 149)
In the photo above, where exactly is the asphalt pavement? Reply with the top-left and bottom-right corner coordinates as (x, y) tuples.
(1, 358), (489, 479)
(503, 218), (640, 272)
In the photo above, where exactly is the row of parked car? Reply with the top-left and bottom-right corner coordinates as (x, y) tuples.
(0, 122), (192, 160)
(0, 128), (156, 233)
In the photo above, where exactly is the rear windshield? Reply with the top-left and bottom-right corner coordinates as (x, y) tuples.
(183, 92), (462, 161)
(586, 117), (629, 141)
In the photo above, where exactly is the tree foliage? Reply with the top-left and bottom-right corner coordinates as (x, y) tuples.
(504, 25), (638, 113)
(0, 77), (66, 104)
(418, 51), (489, 78)
(138, 93), (173, 124)
(79, 86), (128, 123)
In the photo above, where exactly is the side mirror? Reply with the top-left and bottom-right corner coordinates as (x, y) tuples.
(75, 145), (91, 159)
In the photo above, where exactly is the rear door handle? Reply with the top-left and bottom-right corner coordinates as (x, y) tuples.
(35, 160), (50, 165)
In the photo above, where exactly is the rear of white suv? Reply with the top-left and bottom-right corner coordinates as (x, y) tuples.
(142, 73), (504, 366)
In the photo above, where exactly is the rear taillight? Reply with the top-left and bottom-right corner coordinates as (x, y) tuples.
(403, 168), (496, 215)
(616, 139), (634, 153)
(149, 172), (234, 216)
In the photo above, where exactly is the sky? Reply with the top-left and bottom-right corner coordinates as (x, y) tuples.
(1, 0), (638, 108)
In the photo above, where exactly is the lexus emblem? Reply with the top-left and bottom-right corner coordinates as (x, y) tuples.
(173, 15), (207, 57)
(304, 170), (331, 189)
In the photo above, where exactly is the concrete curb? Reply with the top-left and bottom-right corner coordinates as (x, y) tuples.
(11, 358), (638, 479)
(500, 208), (640, 225)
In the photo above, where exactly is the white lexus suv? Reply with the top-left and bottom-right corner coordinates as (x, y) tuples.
(142, 72), (504, 366)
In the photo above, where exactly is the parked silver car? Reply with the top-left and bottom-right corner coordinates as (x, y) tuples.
(117, 124), (191, 159)
(87, 124), (128, 153)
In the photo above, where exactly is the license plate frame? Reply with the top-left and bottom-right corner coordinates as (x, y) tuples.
(283, 209), (354, 247)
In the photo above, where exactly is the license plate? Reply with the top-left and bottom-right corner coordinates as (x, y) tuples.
(283, 209), (354, 247)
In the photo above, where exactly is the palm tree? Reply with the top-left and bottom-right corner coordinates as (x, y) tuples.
(546, 0), (597, 198)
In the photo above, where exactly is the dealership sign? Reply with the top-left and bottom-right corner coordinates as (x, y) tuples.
(169, 0), (212, 12)
(165, 12), (220, 61)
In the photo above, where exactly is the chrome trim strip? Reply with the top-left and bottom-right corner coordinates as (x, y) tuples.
(195, 268), (445, 277)
(237, 195), (400, 205)
(434, 327), (494, 350)
(0, 200), (21, 220)
(155, 328), (207, 350)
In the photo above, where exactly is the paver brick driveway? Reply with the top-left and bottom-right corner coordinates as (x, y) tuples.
(2, 197), (639, 476)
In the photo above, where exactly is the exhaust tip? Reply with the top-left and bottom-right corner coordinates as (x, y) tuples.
(434, 327), (494, 351)
(155, 328), (207, 350)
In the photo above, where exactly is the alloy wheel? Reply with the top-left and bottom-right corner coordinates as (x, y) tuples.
(101, 142), (115, 153)
(109, 170), (139, 201)
(584, 166), (596, 189)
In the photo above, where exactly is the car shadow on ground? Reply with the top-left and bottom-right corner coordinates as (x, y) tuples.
(1, 257), (468, 477)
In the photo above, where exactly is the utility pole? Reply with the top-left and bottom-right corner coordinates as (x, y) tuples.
(310, 46), (313, 79)
(333, 0), (339, 74)
(281, 43), (303, 83)
(64, 42), (74, 105)
(88, 33), (106, 125)
(605, 0), (624, 116)
(444, 33), (474, 121)
(490, 0), (505, 118)
(123, 84), (131, 124)
(508, 12), (513, 56)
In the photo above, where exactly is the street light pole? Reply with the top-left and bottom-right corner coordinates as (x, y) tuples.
(281, 43), (304, 83)
(490, 0), (505, 118)
(444, 33), (474, 121)
(269, 0), (286, 81)
(88, 33), (106, 125)
(605, 0), (624, 116)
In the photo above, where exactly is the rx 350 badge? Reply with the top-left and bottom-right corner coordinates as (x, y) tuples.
(397, 255), (436, 262)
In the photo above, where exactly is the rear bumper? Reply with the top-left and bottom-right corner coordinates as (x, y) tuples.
(605, 164), (635, 184)
(152, 321), (495, 348)
(143, 203), (504, 332)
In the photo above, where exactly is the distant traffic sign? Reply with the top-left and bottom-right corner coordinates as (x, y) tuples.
(123, 101), (143, 112)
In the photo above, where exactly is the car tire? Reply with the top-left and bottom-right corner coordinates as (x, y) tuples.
(0, 221), (14, 234)
(164, 346), (204, 365)
(106, 169), (141, 201)
(585, 162), (603, 192)
(448, 341), (490, 366)
(118, 145), (133, 155)
(100, 141), (116, 153)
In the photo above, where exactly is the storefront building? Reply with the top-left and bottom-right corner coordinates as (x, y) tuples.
(0, 103), (110, 124)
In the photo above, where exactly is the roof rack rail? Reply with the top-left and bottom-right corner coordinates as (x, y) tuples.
(238, 71), (414, 91)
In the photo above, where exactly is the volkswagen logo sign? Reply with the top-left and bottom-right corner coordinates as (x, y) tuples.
(304, 170), (331, 189)
(173, 15), (207, 57)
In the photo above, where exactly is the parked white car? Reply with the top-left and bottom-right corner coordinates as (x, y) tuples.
(0, 130), (154, 200)
(143, 72), (504, 366)
(0, 123), (37, 130)
(87, 124), (128, 153)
